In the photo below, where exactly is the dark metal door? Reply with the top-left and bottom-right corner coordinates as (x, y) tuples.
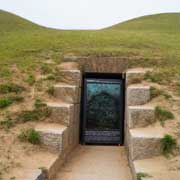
(81, 74), (124, 145)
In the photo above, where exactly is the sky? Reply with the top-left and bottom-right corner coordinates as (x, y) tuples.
(0, 0), (180, 30)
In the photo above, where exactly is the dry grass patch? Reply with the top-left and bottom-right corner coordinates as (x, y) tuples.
(161, 134), (177, 156)
(155, 106), (174, 126)
(18, 128), (40, 145)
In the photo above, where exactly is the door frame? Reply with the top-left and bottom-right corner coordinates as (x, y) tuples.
(80, 72), (125, 145)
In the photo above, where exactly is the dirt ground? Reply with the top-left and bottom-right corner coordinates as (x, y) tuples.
(0, 69), (57, 179)
(0, 122), (58, 180)
(0, 76), (179, 179)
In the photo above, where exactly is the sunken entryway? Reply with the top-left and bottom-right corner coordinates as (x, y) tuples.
(81, 73), (125, 145)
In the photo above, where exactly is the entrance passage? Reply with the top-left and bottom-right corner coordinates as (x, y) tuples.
(55, 146), (132, 180)
(81, 73), (124, 145)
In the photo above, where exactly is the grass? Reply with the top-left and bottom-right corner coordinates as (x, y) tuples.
(16, 98), (49, 123)
(17, 110), (41, 122)
(34, 98), (47, 109)
(0, 98), (13, 108)
(0, 96), (24, 109)
(40, 64), (52, 74)
(16, 107), (50, 123)
(0, 99), (49, 130)
(8, 95), (24, 102)
(0, 68), (12, 78)
(44, 74), (56, 81)
(136, 172), (151, 180)
(145, 71), (165, 84)
(0, 83), (25, 94)
(161, 134), (177, 155)
(26, 74), (36, 85)
(47, 86), (55, 96)
(150, 86), (163, 99)
(155, 106), (174, 126)
(18, 128), (40, 145)
(0, 10), (180, 95)
(9, 177), (16, 180)
(150, 86), (172, 99)
(0, 118), (14, 130)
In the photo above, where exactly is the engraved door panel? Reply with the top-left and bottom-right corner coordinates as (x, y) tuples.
(82, 77), (124, 144)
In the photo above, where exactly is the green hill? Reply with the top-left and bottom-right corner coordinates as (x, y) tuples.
(0, 10), (180, 180)
(0, 10), (179, 93)
(108, 13), (180, 32)
(0, 10), (40, 32)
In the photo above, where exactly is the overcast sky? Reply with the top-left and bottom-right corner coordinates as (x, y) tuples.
(0, 0), (180, 29)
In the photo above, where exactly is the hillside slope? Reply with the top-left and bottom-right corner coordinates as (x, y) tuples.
(108, 13), (180, 32)
(0, 10), (180, 179)
(0, 10), (179, 90)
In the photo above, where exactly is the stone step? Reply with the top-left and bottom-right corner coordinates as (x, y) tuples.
(127, 85), (150, 106)
(127, 106), (155, 129)
(131, 156), (180, 180)
(47, 102), (74, 126)
(128, 127), (164, 161)
(67, 121), (80, 150)
(35, 123), (68, 153)
(53, 83), (80, 103)
(126, 68), (152, 85)
(59, 69), (82, 87)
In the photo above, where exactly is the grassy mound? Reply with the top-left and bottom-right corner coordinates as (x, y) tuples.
(0, 10), (179, 93)
(0, 10), (179, 179)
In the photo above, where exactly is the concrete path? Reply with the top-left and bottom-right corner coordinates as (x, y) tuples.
(55, 145), (132, 180)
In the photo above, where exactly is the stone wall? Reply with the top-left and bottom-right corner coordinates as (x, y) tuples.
(64, 56), (128, 73)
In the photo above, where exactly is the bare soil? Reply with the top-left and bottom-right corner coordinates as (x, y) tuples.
(0, 68), (57, 179)
(0, 73), (179, 179)
(0, 122), (57, 180)
(139, 81), (180, 177)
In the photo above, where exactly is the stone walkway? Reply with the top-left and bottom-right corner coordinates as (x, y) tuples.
(55, 145), (132, 180)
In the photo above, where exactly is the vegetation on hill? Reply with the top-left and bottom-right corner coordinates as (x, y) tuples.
(0, 10), (180, 179)
(0, 10), (179, 96)
(0, 10), (180, 89)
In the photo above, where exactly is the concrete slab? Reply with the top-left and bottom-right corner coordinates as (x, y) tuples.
(55, 145), (132, 180)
